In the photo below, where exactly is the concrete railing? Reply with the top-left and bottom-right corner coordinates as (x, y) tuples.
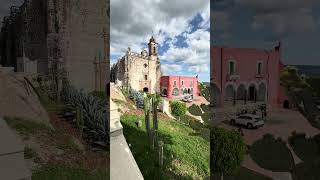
(0, 118), (31, 180)
(110, 100), (144, 180)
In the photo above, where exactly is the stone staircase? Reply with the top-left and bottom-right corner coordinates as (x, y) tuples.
(0, 118), (31, 180)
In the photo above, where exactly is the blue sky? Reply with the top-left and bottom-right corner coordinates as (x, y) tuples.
(212, 0), (320, 66)
(110, 0), (210, 82)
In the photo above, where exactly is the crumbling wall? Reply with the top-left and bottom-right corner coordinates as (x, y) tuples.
(47, 0), (108, 92)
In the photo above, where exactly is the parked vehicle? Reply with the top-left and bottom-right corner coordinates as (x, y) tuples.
(182, 95), (193, 102)
(229, 114), (264, 129)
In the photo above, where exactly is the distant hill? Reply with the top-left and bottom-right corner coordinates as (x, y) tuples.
(291, 65), (320, 78)
(201, 82), (210, 87)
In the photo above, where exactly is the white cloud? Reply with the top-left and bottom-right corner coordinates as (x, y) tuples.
(111, 0), (210, 79)
(110, 0), (210, 53)
(233, 0), (318, 39)
(161, 28), (210, 74)
(161, 64), (183, 75)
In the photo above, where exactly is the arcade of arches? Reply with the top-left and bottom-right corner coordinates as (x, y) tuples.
(211, 82), (267, 107)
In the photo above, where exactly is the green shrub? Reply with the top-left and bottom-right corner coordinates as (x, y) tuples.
(60, 80), (108, 148)
(250, 134), (294, 171)
(170, 101), (187, 117)
(200, 104), (210, 113)
(201, 112), (211, 124)
(211, 127), (246, 177)
(188, 104), (202, 116)
(24, 146), (37, 159)
(289, 132), (320, 163)
(89, 91), (106, 101)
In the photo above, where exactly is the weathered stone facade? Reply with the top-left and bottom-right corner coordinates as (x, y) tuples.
(111, 37), (161, 94)
(0, 0), (110, 92)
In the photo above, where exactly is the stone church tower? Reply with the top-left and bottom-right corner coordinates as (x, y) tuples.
(111, 36), (162, 94)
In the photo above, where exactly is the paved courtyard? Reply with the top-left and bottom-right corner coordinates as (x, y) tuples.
(217, 108), (320, 180)
(219, 108), (320, 145)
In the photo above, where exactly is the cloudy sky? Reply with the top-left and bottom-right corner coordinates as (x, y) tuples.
(212, 0), (320, 65)
(110, 0), (210, 82)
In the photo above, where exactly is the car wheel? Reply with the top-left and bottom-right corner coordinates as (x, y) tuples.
(230, 119), (235, 125)
(247, 123), (253, 129)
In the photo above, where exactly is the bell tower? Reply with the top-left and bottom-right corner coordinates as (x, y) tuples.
(148, 36), (158, 56)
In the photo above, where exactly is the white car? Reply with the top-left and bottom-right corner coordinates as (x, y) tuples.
(182, 95), (193, 102)
(230, 114), (264, 129)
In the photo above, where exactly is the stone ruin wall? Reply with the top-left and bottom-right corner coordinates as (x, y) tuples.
(1, 0), (109, 92)
(47, 0), (109, 92)
(111, 50), (161, 94)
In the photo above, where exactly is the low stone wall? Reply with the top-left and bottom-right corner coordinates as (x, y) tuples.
(110, 100), (144, 180)
(0, 67), (50, 123)
(0, 118), (31, 180)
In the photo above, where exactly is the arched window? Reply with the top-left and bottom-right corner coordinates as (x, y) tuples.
(257, 61), (262, 75)
(228, 60), (236, 75)
(144, 75), (148, 80)
(173, 80), (177, 87)
(172, 88), (179, 96)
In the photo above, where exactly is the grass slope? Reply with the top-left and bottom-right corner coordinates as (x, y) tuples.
(121, 114), (210, 179)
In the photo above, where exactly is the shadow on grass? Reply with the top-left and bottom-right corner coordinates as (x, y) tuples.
(121, 118), (196, 180)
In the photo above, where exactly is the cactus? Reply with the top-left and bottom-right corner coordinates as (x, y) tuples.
(158, 141), (164, 167)
(144, 94), (151, 144)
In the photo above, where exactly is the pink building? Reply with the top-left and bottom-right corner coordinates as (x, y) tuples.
(160, 76), (199, 99)
(211, 43), (289, 108)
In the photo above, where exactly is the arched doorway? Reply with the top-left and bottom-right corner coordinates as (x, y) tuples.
(283, 100), (289, 109)
(143, 87), (149, 93)
(211, 83), (221, 107)
(172, 88), (179, 96)
(258, 83), (266, 101)
(162, 88), (167, 96)
(248, 84), (257, 101)
(225, 84), (235, 102)
(183, 88), (188, 95)
(237, 84), (246, 101)
(187, 88), (191, 94)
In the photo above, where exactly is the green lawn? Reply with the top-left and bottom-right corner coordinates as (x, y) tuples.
(121, 114), (210, 179)
(32, 165), (108, 180)
(212, 167), (273, 180)
(250, 134), (295, 172)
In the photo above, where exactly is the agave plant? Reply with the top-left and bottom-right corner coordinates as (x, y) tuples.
(60, 80), (109, 149)
(130, 89), (144, 108)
